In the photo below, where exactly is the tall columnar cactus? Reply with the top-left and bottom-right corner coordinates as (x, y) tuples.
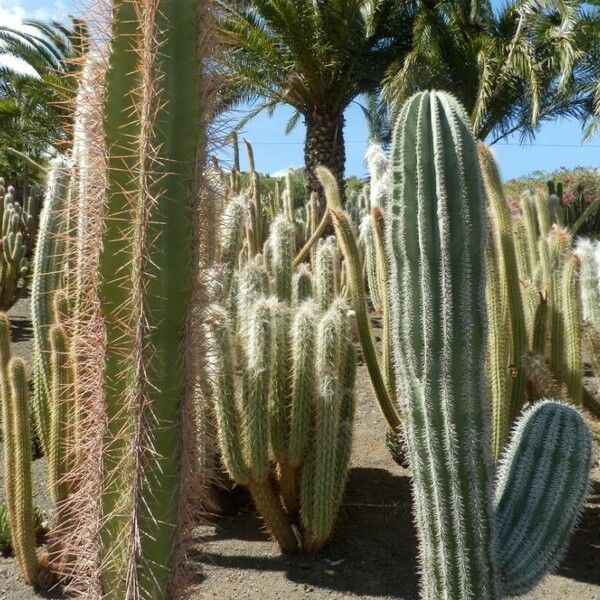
(0, 186), (28, 310)
(314, 237), (339, 310)
(359, 214), (383, 311)
(386, 90), (592, 599)
(317, 168), (401, 445)
(479, 148), (597, 452)
(98, 1), (210, 597)
(0, 317), (39, 586)
(574, 238), (600, 330)
(31, 158), (70, 456)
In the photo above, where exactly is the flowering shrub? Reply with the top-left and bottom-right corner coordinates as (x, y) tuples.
(504, 167), (600, 238)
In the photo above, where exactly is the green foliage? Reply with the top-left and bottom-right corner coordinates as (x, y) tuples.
(384, 0), (595, 143)
(0, 18), (88, 176)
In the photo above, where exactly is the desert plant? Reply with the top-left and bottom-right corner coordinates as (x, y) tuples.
(207, 296), (356, 553)
(1, 1), (216, 598)
(480, 148), (599, 458)
(208, 211), (356, 553)
(218, 0), (413, 201)
(385, 89), (592, 599)
(317, 168), (402, 460)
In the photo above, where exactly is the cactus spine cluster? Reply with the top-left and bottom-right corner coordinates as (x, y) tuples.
(386, 90), (592, 599)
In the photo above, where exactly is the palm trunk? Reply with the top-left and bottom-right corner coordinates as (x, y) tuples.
(304, 109), (345, 205)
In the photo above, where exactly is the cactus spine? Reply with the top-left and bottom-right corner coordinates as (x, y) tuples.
(386, 90), (592, 599)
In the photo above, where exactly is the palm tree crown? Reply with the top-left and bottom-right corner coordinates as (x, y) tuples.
(0, 17), (88, 177)
(384, 0), (594, 143)
(218, 0), (414, 199)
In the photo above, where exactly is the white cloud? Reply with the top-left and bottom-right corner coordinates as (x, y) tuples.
(0, 0), (74, 76)
(270, 166), (302, 178)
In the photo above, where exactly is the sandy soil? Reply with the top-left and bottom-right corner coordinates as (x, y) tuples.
(1, 297), (599, 599)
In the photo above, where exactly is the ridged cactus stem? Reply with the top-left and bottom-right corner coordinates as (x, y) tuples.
(371, 208), (395, 397)
(495, 400), (592, 596)
(562, 256), (582, 405)
(100, 0), (210, 595)
(317, 167), (400, 434)
(548, 228), (571, 383)
(31, 158), (69, 457)
(285, 302), (317, 512)
(486, 242), (510, 461)
(292, 264), (313, 305)
(388, 92), (498, 599)
(48, 325), (71, 506)
(531, 293), (548, 356)
(2, 352), (39, 586)
(387, 90), (592, 600)
(301, 302), (352, 553)
(535, 191), (552, 236)
(208, 301), (298, 552)
(314, 238), (339, 310)
(269, 215), (295, 302)
(522, 193), (539, 277)
(480, 146), (528, 424)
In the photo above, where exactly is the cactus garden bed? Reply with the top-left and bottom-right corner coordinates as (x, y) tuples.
(0, 298), (598, 600)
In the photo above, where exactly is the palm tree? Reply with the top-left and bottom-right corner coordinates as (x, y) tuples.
(577, 0), (600, 139)
(217, 0), (415, 199)
(383, 0), (591, 143)
(0, 17), (88, 177)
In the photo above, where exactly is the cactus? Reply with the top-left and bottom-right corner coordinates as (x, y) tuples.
(495, 400), (592, 596)
(0, 186), (29, 310)
(31, 158), (70, 457)
(317, 167), (401, 441)
(0, 316), (39, 586)
(574, 238), (600, 329)
(268, 214), (295, 302)
(386, 90), (592, 599)
(207, 292), (356, 553)
(98, 1), (211, 596)
(359, 214), (383, 311)
(314, 237), (339, 310)
(300, 301), (355, 552)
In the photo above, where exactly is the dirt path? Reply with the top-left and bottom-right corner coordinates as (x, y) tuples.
(0, 298), (598, 599)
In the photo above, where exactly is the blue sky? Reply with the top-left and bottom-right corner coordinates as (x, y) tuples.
(2, 0), (598, 180)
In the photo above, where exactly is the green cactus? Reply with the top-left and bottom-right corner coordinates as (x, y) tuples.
(495, 400), (592, 596)
(300, 301), (355, 552)
(317, 167), (401, 440)
(386, 90), (592, 600)
(0, 316), (39, 587)
(292, 263), (313, 305)
(98, 1), (211, 596)
(207, 292), (356, 553)
(31, 158), (69, 458)
(359, 214), (383, 311)
(0, 186), (29, 311)
(314, 237), (339, 310)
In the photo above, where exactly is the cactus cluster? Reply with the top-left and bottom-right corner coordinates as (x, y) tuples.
(0, 178), (42, 311)
(317, 168), (401, 462)
(480, 148), (598, 458)
(386, 90), (592, 600)
(207, 211), (357, 553)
